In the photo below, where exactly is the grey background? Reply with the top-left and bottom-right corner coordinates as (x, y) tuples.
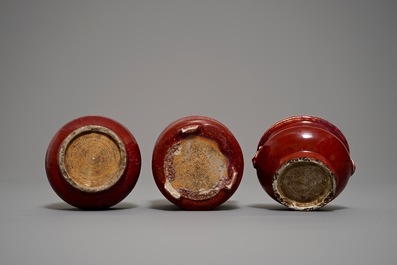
(1, 1), (396, 264)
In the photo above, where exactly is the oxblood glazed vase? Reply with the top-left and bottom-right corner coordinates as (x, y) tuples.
(252, 115), (355, 210)
(152, 116), (244, 210)
(45, 116), (141, 209)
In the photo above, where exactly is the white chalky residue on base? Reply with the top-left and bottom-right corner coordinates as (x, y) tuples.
(181, 125), (199, 134)
(226, 167), (238, 190)
(164, 179), (181, 199)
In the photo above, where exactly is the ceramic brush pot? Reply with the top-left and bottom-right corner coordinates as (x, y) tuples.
(252, 115), (355, 210)
(152, 116), (244, 210)
(45, 116), (141, 209)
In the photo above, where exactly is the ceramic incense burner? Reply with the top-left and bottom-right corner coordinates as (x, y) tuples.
(152, 116), (244, 210)
(45, 116), (141, 209)
(252, 115), (355, 210)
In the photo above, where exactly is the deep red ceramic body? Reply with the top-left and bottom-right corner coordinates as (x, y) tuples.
(252, 115), (355, 210)
(152, 116), (244, 210)
(45, 116), (141, 209)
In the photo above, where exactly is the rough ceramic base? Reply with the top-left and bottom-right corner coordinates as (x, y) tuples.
(163, 135), (231, 201)
(58, 125), (127, 193)
(273, 157), (336, 210)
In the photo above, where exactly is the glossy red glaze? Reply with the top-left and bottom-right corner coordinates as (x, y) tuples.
(252, 115), (355, 210)
(152, 116), (244, 210)
(45, 116), (141, 209)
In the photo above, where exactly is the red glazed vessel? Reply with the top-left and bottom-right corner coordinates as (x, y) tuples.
(152, 116), (244, 210)
(45, 116), (141, 209)
(252, 115), (355, 210)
